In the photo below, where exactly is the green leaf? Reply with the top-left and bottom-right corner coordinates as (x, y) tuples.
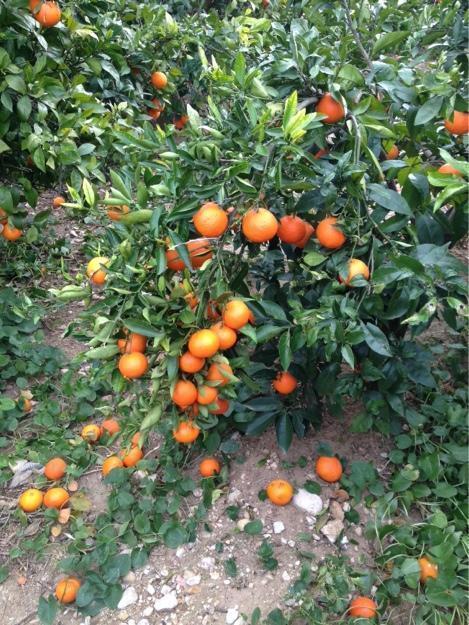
(224, 557), (238, 577)
(414, 96), (443, 125)
(123, 319), (164, 338)
(110, 170), (131, 201)
(163, 525), (187, 548)
(244, 519), (263, 534)
(433, 183), (466, 212)
(0, 565), (8, 583)
(372, 31), (410, 55)
(361, 322), (392, 357)
(338, 64), (364, 85)
(38, 596), (58, 625)
(256, 325), (286, 343)
(276, 414), (293, 452)
(278, 331), (292, 370)
(17, 95), (32, 120)
(341, 345), (355, 369)
(303, 251), (327, 266)
(368, 183), (412, 216)
(6, 74), (26, 93)
(283, 91), (298, 132)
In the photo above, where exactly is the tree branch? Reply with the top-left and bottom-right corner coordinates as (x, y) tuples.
(341, 0), (373, 70)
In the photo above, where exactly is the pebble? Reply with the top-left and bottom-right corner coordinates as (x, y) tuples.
(137, 620), (150, 625)
(321, 519), (345, 544)
(118, 612), (128, 620)
(273, 521), (285, 534)
(142, 607), (153, 616)
(293, 489), (323, 515)
(200, 557), (215, 570)
(124, 571), (136, 584)
(154, 591), (178, 611)
(226, 608), (239, 624)
(117, 587), (138, 609)
(184, 570), (201, 586)
(281, 571), (291, 582)
(227, 488), (242, 504)
(237, 519), (250, 531)
(343, 502), (351, 512)
(161, 584), (172, 595)
(146, 583), (155, 595)
(354, 526), (363, 537)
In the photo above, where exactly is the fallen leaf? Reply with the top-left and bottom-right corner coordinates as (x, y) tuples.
(70, 492), (91, 512)
(68, 480), (79, 492)
(51, 525), (62, 537)
(58, 507), (71, 524)
(17, 576), (27, 586)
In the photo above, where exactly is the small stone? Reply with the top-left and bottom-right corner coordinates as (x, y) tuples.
(343, 502), (351, 512)
(142, 607), (153, 616)
(146, 583), (155, 595)
(137, 620), (150, 625)
(161, 584), (172, 595)
(118, 612), (128, 621)
(160, 568), (169, 577)
(128, 620), (136, 625)
(117, 587), (138, 609)
(226, 608), (239, 624)
(184, 570), (201, 586)
(281, 571), (291, 582)
(200, 557), (215, 570)
(273, 521), (285, 534)
(293, 489), (323, 515)
(341, 536), (349, 546)
(227, 489), (242, 504)
(210, 571), (220, 580)
(154, 591), (178, 611)
(124, 571), (136, 584)
(330, 500), (345, 521)
(354, 526), (363, 537)
(321, 519), (345, 544)
(237, 519), (250, 531)
(287, 540), (295, 548)
(176, 547), (185, 558)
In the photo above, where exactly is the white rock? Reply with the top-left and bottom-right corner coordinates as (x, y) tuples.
(227, 488), (242, 504)
(321, 519), (345, 544)
(343, 502), (351, 512)
(142, 607), (153, 616)
(234, 618), (246, 625)
(226, 608), (239, 624)
(146, 583), (155, 595)
(210, 571), (220, 580)
(137, 620), (150, 625)
(184, 571), (201, 586)
(273, 521), (285, 534)
(237, 519), (250, 531)
(128, 620), (136, 625)
(160, 568), (168, 577)
(176, 547), (185, 558)
(117, 587), (138, 609)
(287, 540), (295, 548)
(200, 557), (215, 570)
(161, 584), (172, 595)
(293, 490), (323, 515)
(281, 571), (291, 582)
(154, 591), (178, 611)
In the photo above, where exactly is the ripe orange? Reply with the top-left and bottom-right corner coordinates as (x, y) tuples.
(179, 351), (206, 373)
(30, 0), (61, 28)
(348, 596), (377, 618)
(21, 397), (32, 412)
(385, 144), (399, 160)
(102, 456), (124, 476)
(2, 224), (23, 241)
(209, 397), (230, 414)
(266, 480), (294, 506)
(151, 71), (168, 89)
(101, 419), (121, 435)
(81, 424), (102, 443)
(131, 432), (142, 447)
(437, 163), (463, 176)
(206, 362), (233, 386)
(172, 379), (198, 408)
(43, 487), (69, 509)
(166, 240), (212, 270)
(53, 195), (65, 208)
(197, 384), (218, 406)
(173, 420), (201, 444)
(345, 259), (370, 285)
(185, 291), (198, 309)
(210, 322), (237, 350)
(107, 204), (129, 221)
(315, 456), (343, 482)
(444, 111), (469, 135)
(44, 458), (67, 481)
(121, 446), (143, 467)
(18, 488), (43, 512)
(315, 93), (345, 124)
(295, 222), (315, 249)
(199, 458), (221, 477)
(222, 300), (250, 330)
(0, 208), (7, 224)
(315, 216), (346, 249)
(86, 256), (109, 286)
(188, 329), (220, 358)
(118, 352), (148, 379)
(419, 556), (438, 583)
(193, 202), (228, 237)
(277, 215), (306, 244)
(242, 207), (279, 243)
(55, 577), (81, 604)
(117, 333), (147, 354)
(272, 371), (297, 394)
(174, 115), (189, 130)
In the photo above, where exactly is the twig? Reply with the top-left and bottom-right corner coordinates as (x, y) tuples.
(341, 0), (373, 70)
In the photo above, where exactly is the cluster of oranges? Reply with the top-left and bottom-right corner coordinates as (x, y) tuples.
(18, 458), (69, 514)
(28, 0), (61, 28)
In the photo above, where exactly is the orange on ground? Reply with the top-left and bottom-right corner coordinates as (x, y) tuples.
(444, 111), (469, 135)
(266, 480), (294, 506)
(44, 458), (67, 481)
(101, 419), (121, 435)
(419, 556), (438, 583)
(277, 215), (306, 244)
(55, 577), (81, 604)
(2, 224), (23, 241)
(193, 202), (228, 237)
(174, 115), (189, 130)
(43, 487), (69, 509)
(107, 204), (129, 221)
(179, 351), (206, 373)
(348, 596), (377, 618)
(131, 432), (142, 447)
(188, 329), (220, 358)
(18, 488), (43, 512)
(173, 421), (201, 444)
(22, 397), (32, 412)
(315, 456), (343, 482)
(86, 256), (109, 286)
(199, 458), (221, 477)
(121, 446), (143, 467)
(166, 239), (212, 270)
(197, 385), (218, 406)
(385, 144), (399, 160)
(206, 362), (233, 386)
(172, 379), (198, 408)
(151, 71), (168, 89)
(118, 352), (148, 379)
(117, 332), (147, 354)
(315, 216), (346, 249)
(437, 163), (463, 176)
(102, 456), (124, 476)
(30, 0), (61, 28)
(242, 207), (279, 243)
(81, 424), (102, 443)
(210, 322), (237, 350)
(53, 196), (65, 208)
(345, 259), (370, 285)
(209, 397), (230, 414)
(295, 222), (315, 249)
(315, 93), (345, 124)
(272, 371), (297, 394)
(222, 300), (250, 330)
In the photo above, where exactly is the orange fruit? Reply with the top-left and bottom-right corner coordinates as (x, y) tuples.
(151, 71), (168, 89)
(118, 352), (148, 379)
(117, 333), (147, 354)
(44, 458), (67, 481)
(188, 329), (220, 358)
(313, 148), (329, 159)
(81, 424), (102, 443)
(385, 144), (399, 160)
(209, 397), (230, 414)
(166, 240), (212, 270)
(345, 259), (370, 285)
(30, 0), (61, 28)
(86, 256), (109, 286)
(121, 446), (143, 467)
(55, 577), (81, 604)
(295, 222), (315, 249)
(206, 362), (233, 386)
(197, 384), (218, 406)
(315, 216), (346, 249)
(173, 420), (201, 444)
(174, 115), (189, 130)
(43, 487), (69, 509)
(199, 458), (221, 477)
(210, 322), (237, 350)
(107, 204), (129, 221)
(315, 456), (343, 482)
(102, 456), (124, 476)
(101, 419), (121, 435)
(2, 224), (23, 241)
(437, 163), (463, 176)
(0, 208), (7, 224)
(185, 291), (198, 309)
(193, 202), (228, 237)
(272, 371), (297, 394)
(18, 488), (43, 512)
(222, 300), (250, 330)
(266, 480), (294, 506)
(315, 93), (345, 124)
(348, 596), (377, 618)
(444, 111), (469, 135)
(277, 216), (306, 244)
(419, 556), (438, 583)
(172, 379), (198, 408)
(131, 432), (142, 447)
(242, 207), (279, 243)
(21, 397), (32, 412)
(53, 195), (65, 208)
(148, 97), (165, 120)
(179, 351), (206, 373)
